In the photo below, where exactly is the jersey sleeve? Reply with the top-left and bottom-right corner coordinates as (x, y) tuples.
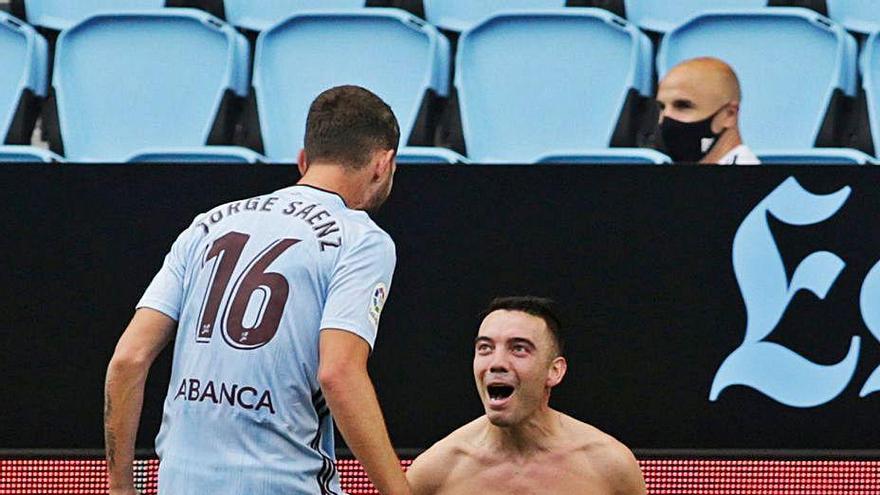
(136, 216), (204, 321)
(320, 229), (396, 348)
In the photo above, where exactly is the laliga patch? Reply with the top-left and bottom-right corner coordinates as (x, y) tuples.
(368, 283), (388, 328)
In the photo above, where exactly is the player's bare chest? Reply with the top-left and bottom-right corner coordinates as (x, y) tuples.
(440, 456), (613, 495)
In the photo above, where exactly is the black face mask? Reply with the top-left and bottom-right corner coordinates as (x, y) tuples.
(658, 107), (726, 163)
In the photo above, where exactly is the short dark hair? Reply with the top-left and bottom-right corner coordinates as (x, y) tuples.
(304, 85), (400, 169)
(481, 296), (564, 357)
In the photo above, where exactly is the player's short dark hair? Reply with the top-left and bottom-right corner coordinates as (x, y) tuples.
(481, 296), (565, 357)
(304, 85), (400, 170)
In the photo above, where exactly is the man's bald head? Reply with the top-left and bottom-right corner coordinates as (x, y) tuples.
(657, 57), (742, 124)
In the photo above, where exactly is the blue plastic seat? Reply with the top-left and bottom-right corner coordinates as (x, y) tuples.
(423, 0), (564, 32)
(52, 10), (250, 162)
(455, 9), (652, 163)
(20, 0), (165, 30)
(396, 146), (469, 164)
(0, 145), (63, 162)
(623, 0), (768, 33)
(658, 8), (857, 152)
(0, 12), (48, 145)
(865, 32), (880, 158)
(535, 149), (671, 164)
(224, 0), (368, 31)
(756, 148), (877, 164)
(254, 9), (450, 162)
(827, 0), (880, 34)
(126, 146), (267, 163)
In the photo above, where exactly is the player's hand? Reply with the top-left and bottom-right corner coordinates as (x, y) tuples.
(109, 487), (140, 495)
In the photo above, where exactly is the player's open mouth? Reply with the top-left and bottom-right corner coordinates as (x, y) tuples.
(487, 384), (515, 407)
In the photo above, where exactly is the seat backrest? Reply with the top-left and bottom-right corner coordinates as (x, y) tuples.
(623, 0), (767, 32)
(423, 0), (565, 32)
(455, 9), (652, 163)
(864, 32), (880, 157)
(53, 9), (249, 162)
(0, 12), (47, 144)
(254, 9), (449, 162)
(23, 0), (165, 30)
(224, 0), (366, 31)
(827, 0), (880, 33)
(658, 8), (856, 150)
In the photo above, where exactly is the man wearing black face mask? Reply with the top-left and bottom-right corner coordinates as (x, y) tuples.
(656, 57), (760, 165)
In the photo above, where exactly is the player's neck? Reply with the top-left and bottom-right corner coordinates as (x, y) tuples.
(485, 407), (563, 457)
(700, 127), (742, 165)
(297, 165), (367, 210)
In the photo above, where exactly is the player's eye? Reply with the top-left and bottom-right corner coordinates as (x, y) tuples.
(476, 343), (492, 353)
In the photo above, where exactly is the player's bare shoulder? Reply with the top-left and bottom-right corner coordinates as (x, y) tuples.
(561, 413), (646, 495)
(406, 417), (487, 495)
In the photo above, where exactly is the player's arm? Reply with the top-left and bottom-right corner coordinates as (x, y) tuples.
(318, 329), (410, 495)
(406, 441), (453, 495)
(605, 444), (646, 495)
(104, 309), (175, 495)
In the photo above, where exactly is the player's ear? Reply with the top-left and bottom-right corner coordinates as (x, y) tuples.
(546, 356), (567, 388)
(722, 101), (740, 127)
(373, 149), (395, 182)
(297, 149), (309, 176)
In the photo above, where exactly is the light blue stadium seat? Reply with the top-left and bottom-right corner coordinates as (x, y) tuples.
(535, 149), (671, 164)
(21, 0), (165, 30)
(827, 0), (880, 34)
(456, 9), (652, 163)
(423, 0), (564, 32)
(126, 146), (267, 163)
(254, 9), (450, 162)
(658, 8), (858, 152)
(397, 146), (469, 164)
(52, 10), (250, 162)
(0, 12), (47, 145)
(0, 145), (63, 162)
(757, 148), (878, 164)
(623, 0), (768, 33)
(224, 0), (367, 31)
(864, 31), (880, 157)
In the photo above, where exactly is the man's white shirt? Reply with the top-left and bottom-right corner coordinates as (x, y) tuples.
(718, 144), (761, 165)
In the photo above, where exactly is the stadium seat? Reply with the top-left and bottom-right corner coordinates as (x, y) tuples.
(535, 149), (671, 164)
(455, 9), (652, 163)
(865, 31), (880, 157)
(397, 146), (469, 164)
(0, 145), (63, 162)
(125, 146), (267, 163)
(15, 0), (165, 30)
(0, 11), (47, 145)
(658, 8), (858, 153)
(223, 0), (369, 31)
(756, 148), (878, 164)
(253, 9), (450, 162)
(423, 0), (565, 32)
(827, 0), (880, 34)
(51, 9), (250, 162)
(623, 0), (768, 33)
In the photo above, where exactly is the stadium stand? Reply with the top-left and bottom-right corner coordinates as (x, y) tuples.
(0, 144), (61, 162)
(864, 30), (880, 158)
(9, 0), (224, 30)
(248, 8), (452, 163)
(0, 11), (48, 152)
(396, 146), (468, 164)
(47, 9), (254, 162)
(827, 0), (880, 34)
(758, 149), (878, 164)
(126, 146), (266, 163)
(623, 0), (768, 33)
(535, 149), (671, 164)
(658, 8), (876, 164)
(454, 9), (655, 163)
(224, 0), (367, 31)
(423, 0), (565, 33)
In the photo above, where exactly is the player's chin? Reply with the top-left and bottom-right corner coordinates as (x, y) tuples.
(485, 409), (518, 428)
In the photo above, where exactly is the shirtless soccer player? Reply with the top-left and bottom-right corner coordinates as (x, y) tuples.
(407, 297), (646, 495)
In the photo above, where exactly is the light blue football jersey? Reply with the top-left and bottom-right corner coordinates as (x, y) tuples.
(137, 185), (396, 495)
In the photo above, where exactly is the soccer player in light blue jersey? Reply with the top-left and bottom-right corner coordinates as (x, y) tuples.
(104, 86), (410, 495)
